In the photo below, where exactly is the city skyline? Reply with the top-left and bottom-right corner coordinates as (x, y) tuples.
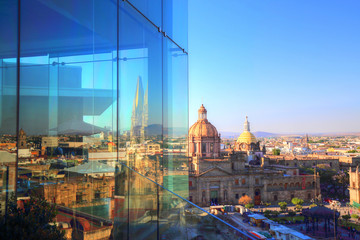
(189, 0), (360, 134)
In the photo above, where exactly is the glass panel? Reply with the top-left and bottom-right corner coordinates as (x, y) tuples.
(18, 1), (117, 238)
(163, 0), (188, 52)
(118, 2), (163, 239)
(161, 39), (189, 227)
(126, 0), (162, 29)
(0, 0), (18, 217)
(114, 164), (253, 239)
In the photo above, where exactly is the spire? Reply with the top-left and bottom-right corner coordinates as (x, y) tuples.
(244, 116), (250, 132)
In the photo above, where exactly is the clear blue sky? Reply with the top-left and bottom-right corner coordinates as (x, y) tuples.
(189, 0), (360, 134)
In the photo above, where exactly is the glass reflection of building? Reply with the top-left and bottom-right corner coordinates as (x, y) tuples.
(0, 1), (256, 239)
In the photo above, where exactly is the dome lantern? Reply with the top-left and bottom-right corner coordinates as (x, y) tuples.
(198, 104), (207, 120)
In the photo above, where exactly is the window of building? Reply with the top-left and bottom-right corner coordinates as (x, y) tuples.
(255, 178), (259, 185)
(76, 193), (82, 203)
(235, 179), (239, 185)
(242, 179), (246, 185)
(307, 193), (311, 200)
(210, 143), (214, 152)
(235, 194), (239, 199)
(94, 191), (100, 199)
(202, 143), (206, 153)
(274, 195), (278, 201)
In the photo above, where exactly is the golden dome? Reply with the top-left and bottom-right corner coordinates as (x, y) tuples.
(189, 119), (218, 138)
(236, 131), (257, 144)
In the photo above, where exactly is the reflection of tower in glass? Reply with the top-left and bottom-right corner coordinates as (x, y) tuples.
(142, 85), (148, 140)
(130, 76), (147, 143)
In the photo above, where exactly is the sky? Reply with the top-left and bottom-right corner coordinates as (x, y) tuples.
(188, 0), (360, 134)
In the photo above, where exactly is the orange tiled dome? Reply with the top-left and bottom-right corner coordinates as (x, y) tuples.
(189, 120), (218, 138)
(189, 105), (218, 138)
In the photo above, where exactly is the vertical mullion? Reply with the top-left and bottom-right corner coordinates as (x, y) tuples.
(15, 0), (21, 201)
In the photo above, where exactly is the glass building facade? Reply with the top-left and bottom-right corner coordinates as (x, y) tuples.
(0, 1), (255, 239)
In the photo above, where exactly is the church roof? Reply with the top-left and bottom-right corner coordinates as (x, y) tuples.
(189, 104), (219, 138)
(237, 131), (257, 144)
(237, 116), (257, 144)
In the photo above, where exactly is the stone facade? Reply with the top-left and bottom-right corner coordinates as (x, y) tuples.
(189, 155), (319, 206)
(188, 106), (320, 207)
(42, 176), (114, 207)
(349, 166), (360, 205)
(339, 156), (360, 169)
(267, 155), (340, 171)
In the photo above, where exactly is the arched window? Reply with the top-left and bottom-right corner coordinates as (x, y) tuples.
(202, 143), (206, 153)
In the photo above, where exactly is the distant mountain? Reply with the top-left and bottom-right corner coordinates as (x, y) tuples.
(219, 131), (360, 138)
(253, 131), (279, 138)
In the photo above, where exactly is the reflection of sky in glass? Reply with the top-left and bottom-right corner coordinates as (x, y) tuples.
(15, 45), (188, 134)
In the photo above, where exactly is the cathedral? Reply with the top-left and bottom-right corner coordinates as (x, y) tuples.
(130, 76), (148, 143)
(188, 105), (320, 206)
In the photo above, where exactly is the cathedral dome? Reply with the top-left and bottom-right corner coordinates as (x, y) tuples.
(189, 120), (218, 138)
(236, 116), (257, 144)
(236, 131), (257, 144)
(189, 105), (219, 138)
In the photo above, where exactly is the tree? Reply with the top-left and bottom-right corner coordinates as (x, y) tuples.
(332, 171), (349, 197)
(291, 197), (304, 206)
(278, 202), (288, 211)
(291, 198), (304, 211)
(238, 195), (252, 206)
(272, 148), (281, 155)
(351, 214), (359, 219)
(295, 204), (303, 211)
(309, 203), (317, 208)
(245, 203), (254, 209)
(288, 210), (296, 217)
(264, 210), (272, 218)
(0, 193), (65, 240)
(342, 214), (351, 223)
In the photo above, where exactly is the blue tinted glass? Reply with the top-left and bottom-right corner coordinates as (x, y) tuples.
(18, 2), (117, 238)
(126, 0), (162, 28)
(0, 1), (18, 211)
(116, 3), (163, 238)
(163, 0), (188, 51)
